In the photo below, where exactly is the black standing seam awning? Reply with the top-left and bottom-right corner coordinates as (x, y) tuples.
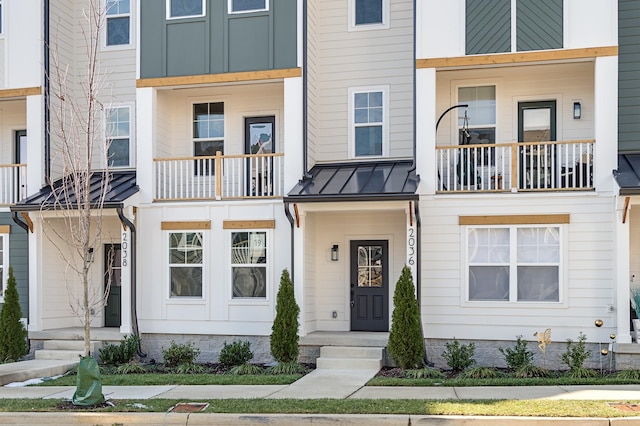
(615, 154), (640, 196)
(286, 160), (419, 203)
(10, 170), (139, 212)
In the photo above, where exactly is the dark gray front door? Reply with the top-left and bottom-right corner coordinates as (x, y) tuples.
(104, 244), (121, 327)
(350, 240), (388, 332)
(518, 100), (557, 189)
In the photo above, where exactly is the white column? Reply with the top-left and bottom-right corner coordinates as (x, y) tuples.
(136, 87), (156, 204)
(26, 94), (44, 195)
(416, 68), (437, 195)
(616, 195), (632, 343)
(28, 216), (42, 331)
(283, 77), (303, 192)
(594, 55), (618, 193)
(293, 207), (306, 336)
(119, 206), (133, 334)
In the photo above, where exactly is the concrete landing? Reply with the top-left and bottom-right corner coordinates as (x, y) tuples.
(0, 359), (77, 386)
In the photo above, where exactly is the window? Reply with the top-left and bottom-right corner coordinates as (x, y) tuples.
(229, 0), (268, 13)
(193, 102), (224, 175)
(231, 231), (267, 298)
(106, 0), (130, 46)
(349, 0), (388, 30)
(106, 106), (131, 167)
(168, 0), (205, 19)
(467, 226), (560, 302)
(0, 0), (3, 35)
(458, 86), (496, 145)
(0, 233), (7, 302)
(169, 232), (203, 298)
(351, 88), (387, 158)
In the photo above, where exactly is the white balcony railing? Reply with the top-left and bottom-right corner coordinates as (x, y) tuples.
(154, 152), (284, 201)
(436, 140), (594, 193)
(0, 164), (27, 205)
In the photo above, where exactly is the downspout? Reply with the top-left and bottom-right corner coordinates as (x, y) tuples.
(116, 207), (146, 358)
(283, 202), (295, 279)
(11, 212), (29, 233)
(300, 0), (312, 181)
(414, 200), (428, 365)
(409, 0), (417, 173)
(44, 0), (51, 185)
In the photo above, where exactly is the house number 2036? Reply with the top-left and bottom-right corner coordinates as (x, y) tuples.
(122, 232), (128, 267)
(407, 227), (416, 266)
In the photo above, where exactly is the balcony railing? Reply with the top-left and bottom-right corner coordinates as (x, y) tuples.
(154, 152), (284, 201)
(0, 164), (26, 205)
(436, 140), (594, 193)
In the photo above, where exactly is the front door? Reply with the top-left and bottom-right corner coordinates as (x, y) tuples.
(104, 244), (122, 327)
(350, 240), (389, 332)
(518, 101), (557, 189)
(245, 116), (275, 196)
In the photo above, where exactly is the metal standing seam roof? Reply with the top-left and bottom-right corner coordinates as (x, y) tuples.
(10, 170), (138, 212)
(286, 161), (419, 202)
(615, 153), (640, 196)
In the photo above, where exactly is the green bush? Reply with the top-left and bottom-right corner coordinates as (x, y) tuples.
(514, 364), (551, 378)
(228, 363), (264, 375)
(99, 335), (139, 366)
(616, 369), (640, 380)
(403, 367), (445, 379)
(442, 339), (475, 372)
(458, 366), (504, 379)
(219, 340), (254, 367)
(0, 266), (27, 362)
(162, 341), (200, 367)
(173, 363), (207, 374)
(265, 361), (309, 375)
(387, 266), (424, 369)
(270, 269), (300, 363)
(499, 335), (534, 371)
(561, 332), (591, 373)
(115, 362), (146, 375)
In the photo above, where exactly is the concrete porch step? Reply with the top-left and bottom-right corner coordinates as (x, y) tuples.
(42, 340), (101, 352)
(315, 346), (384, 370)
(35, 349), (84, 361)
(320, 346), (384, 359)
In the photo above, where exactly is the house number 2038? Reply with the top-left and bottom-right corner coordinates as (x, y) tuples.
(407, 227), (416, 266)
(121, 232), (128, 267)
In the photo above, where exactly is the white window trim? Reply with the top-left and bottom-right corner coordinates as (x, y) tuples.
(0, 0), (4, 37)
(461, 224), (567, 308)
(104, 104), (135, 168)
(166, 0), (206, 20)
(191, 99), (226, 167)
(103, 0), (134, 50)
(452, 79), (500, 145)
(228, 0), (269, 14)
(228, 229), (271, 305)
(166, 230), (206, 301)
(0, 232), (7, 303)
(348, 0), (390, 32)
(348, 85), (389, 159)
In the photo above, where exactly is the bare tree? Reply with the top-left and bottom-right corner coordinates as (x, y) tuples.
(43, 0), (114, 358)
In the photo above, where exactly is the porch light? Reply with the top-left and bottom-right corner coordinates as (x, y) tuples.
(573, 102), (581, 119)
(86, 247), (94, 264)
(331, 244), (339, 261)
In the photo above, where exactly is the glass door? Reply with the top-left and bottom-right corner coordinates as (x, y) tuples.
(518, 101), (557, 189)
(104, 244), (122, 327)
(245, 116), (275, 196)
(15, 130), (26, 200)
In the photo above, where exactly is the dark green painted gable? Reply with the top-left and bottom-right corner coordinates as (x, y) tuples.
(0, 213), (29, 318)
(619, 0), (640, 152)
(140, 0), (297, 78)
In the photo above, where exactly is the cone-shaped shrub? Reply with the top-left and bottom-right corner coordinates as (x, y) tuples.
(387, 265), (424, 369)
(270, 269), (300, 363)
(0, 266), (27, 362)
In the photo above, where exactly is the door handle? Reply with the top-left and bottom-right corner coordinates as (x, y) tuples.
(350, 285), (355, 308)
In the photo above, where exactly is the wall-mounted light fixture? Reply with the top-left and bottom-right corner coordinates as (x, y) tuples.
(573, 102), (581, 119)
(331, 244), (339, 261)
(86, 247), (94, 264)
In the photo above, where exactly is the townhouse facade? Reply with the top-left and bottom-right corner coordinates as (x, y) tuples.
(0, 0), (637, 368)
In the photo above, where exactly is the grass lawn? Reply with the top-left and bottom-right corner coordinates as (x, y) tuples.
(367, 375), (640, 387)
(1, 398), (640, 417)
(37, 373), (302, 386)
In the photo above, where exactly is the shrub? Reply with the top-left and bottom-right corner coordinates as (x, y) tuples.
(99, 335), (139, 366)
(442, 339), (475, 372)
(403, 367), (445, 380)
(616, 369), (640, 380)
(514, 364), (551, 378)
(173, 363), (207, 374)
(458, 366), (504, 379)
(499, 335), (534, 371)
(270, 269), (300, 363)
(115, 362), (146, 375)
(387, 266), (424, 369)
(561, 332), (591, 373)
(228, 363), (264, 375)
(219, 340), (254, 367)
(266, 361), (309, 375)
(0, 266), (27, 363)
(162, 341), (200, 367)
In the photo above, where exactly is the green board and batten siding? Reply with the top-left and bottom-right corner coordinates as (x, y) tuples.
(0, 213), (28, 317)
(466, 0), (562, 55)
(139, 0), (297, 79)
(619, 0), (640, 152)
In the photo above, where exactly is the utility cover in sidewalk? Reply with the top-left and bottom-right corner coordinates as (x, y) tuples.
(607, 402), (640, 412)
(169, 402), (209, 413)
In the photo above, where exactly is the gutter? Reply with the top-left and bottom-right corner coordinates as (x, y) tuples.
(286, 193), (419, 204)
(116, 207), (146, 358)
(300, 0), (312, 181)
(11, 212), (29, 233)
(44, 0), (51, 185)
(283, 202), (295, 279)
(409, 0), (417, 173)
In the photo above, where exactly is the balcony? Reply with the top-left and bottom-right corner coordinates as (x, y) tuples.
(436, 140), (594, 193)
(0, 164), (27, 205)
(154, 152), (284, 201)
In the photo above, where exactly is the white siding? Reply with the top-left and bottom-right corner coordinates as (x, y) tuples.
(307, 0), (414, 163)
(420, 193), (616, 343)
(0, 100), (26, 164)
(5, 0), (42, 89)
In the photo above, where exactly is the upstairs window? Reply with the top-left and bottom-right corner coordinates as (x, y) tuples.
(106, 0), (130, 46)
(229, 0), (268, 13)
(106, 106), (131, 167)
(458, 86), (496, 145)
(193, 102), (224, 175)
(350, 87), (387, 158)
(350, 0), (388, 31)
(168, 0), (205, 19)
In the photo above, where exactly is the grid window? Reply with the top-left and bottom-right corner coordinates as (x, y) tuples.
(169, 232), (203, 298)
(231, 231), (267, 298)
(106, 0), (130, 46)
(193, 102), (224, 175)
(106, 107), (131, 167)
(353, 91), (384, 157)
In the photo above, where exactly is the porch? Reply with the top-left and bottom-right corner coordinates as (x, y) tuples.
(436, 139), (594, 193)
(0, 164), (26, 205)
